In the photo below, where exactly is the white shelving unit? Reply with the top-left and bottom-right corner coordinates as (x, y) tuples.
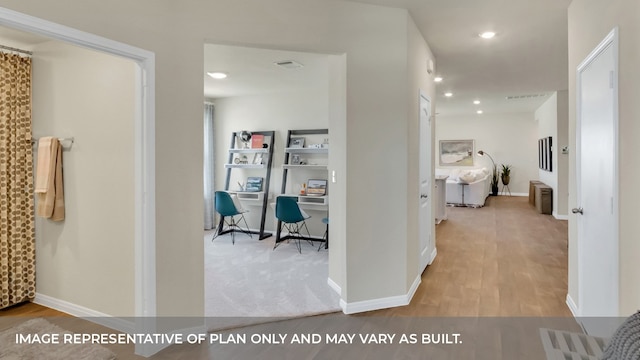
(221, 130), (275, 240)
(276, 128), (329, 247)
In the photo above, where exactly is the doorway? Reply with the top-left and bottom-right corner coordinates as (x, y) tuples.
(575, 28), (619, 336)
(203, 44), (342, 324)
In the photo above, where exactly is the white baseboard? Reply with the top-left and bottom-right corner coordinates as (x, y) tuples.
(35, 293), (206, 358)
(341, 274), (421, 314)
(34, 293), (135, 334)
(554, 212), (569, 220)
(429, 247), (438, 265)
(499, 192), (527, 197)
(327, 277), (342, 296)
(566, 294), (579, 317)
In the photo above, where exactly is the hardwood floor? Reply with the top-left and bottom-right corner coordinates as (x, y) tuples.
(376, 195), (571, 317)
(0, 196), (572, 359)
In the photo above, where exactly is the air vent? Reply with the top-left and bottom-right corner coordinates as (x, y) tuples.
(505, 93), (549, 100)
(274, 60), (304, 69)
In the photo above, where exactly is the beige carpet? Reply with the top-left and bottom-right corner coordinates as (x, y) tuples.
(204, 230), (341, 328)
(0, 318), (116, 360)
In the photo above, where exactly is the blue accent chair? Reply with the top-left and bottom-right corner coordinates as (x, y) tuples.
(213, 191), (252, 244)
(274, 196), (311, 253)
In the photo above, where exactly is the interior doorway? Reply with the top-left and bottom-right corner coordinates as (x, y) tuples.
(203, 44), (343, 325)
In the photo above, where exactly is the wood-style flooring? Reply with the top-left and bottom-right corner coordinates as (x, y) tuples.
(377, 195), (571, 317)
(0, 196), (572, 359)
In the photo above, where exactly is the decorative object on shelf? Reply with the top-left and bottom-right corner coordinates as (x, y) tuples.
(245, 177), (263, 192)
(306, 179), (327, 196)
(289, 137), (305, 148)
(322, 138), (329, 148)
(252, 153), (264, 165)
(439, 139), (474, 166)
(233, 154), (248, 164)
(477, 150), (498, 196)
(251, 134), (264, 148)
(236, 181), (245, 191)
(500, 164), (511, 185)
(291, 154), (301, 165)
(300, 183), (306, 195)
(240, 130), (252, 148)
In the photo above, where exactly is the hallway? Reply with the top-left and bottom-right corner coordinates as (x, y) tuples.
(379, 196), (571, 317)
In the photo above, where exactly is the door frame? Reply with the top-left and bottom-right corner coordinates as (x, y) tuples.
(418, 90), (434, 272)
(575, 27), (619, 318)
(0, 7), (157, 356)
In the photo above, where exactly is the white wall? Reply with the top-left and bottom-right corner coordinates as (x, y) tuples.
(535, 91), (569, 219)
(536, 93), (560, 215)
(31, 40), (136, 316)
(435, 112), (538, 195)
(568, 0), (640, 315)
(0, 0), (436, 315)
(212, 84), (330, 236)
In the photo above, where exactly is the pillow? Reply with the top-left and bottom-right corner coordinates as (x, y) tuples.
(601, 310), (640, 360)
(459, 171), (476, 183)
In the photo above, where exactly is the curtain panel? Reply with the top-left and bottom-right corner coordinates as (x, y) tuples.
(0, 53), (35, 309)
(203, 103), (215, 230)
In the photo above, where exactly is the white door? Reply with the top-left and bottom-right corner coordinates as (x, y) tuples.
(576, 29), (618, 336)
(419, 91), (433, 272)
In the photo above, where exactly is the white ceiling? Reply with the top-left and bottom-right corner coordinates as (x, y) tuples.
(0, 1), (572, 117)
(342, 0), (572, 116)
(204, 45), (329, 99)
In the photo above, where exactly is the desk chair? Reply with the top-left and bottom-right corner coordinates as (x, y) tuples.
(213, 191), (252, 244)
(318, 217), (329, 251)
(274, 196), (312, 253)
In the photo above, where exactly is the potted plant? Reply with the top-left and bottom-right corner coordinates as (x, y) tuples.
(490, 164), (499, 196)
(501, 164), (512, 185)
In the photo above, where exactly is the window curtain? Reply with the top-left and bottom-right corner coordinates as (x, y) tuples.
(0, 53), (35, 309)
(203, 103), (215, 230)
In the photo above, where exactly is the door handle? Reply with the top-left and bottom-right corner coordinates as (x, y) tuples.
(421, 194), (428, 199)
(572, 207), (584, 215)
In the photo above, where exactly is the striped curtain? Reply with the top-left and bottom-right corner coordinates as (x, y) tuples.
(0, 52), (35, 309)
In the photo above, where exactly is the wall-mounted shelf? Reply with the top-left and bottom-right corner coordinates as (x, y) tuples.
(229, 148), (269, 154)
(220, 130), (275, 240)
(284, 147), (328, 154)
(225, 164), (267, 169)
(226, 191), (267, 202)
(282, 164), (327, 170)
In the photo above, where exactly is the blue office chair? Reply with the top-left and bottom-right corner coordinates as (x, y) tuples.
(274, 196), (311, 253)
(213, 191), (252, 244)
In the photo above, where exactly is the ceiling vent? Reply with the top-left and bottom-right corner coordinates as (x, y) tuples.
(505, 93), (549, 100)
(274, 60), (304, 69)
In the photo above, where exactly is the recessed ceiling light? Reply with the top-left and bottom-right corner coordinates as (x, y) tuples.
(434, 77), (443, 83)
(477, 110), (484, 114)
(473, 100), (481, 105)
(479, 31), (496, 39)
(444, 92), (453, 97)
(207, 72), (227, 79)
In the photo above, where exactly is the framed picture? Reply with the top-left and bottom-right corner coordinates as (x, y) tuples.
(290, 154), (301, 165)
(306, 179), (327, 196)
(439, 140), (474, 166)
(289, 137), (305, 148)
(252, 153), (264, 165)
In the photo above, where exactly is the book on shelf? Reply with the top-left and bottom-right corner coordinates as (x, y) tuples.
(245, 177), (263, 192)
(251, 134), (265, 149)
